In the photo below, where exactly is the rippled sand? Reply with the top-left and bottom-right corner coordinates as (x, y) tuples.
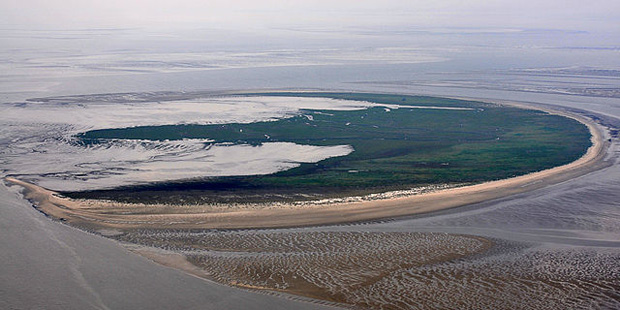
(362, 244), (620, 309)
(117, 231), (491, 306)
(115, 230), (619, 309)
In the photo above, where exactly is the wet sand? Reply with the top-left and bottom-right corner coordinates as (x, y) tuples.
(3, 102), (609, 230)
(117, 230), (493, 308)
(114, 229), (619, 310)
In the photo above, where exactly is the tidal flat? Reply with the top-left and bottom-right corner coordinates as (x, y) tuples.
(113, 230), (619, 309)
(3, 91), (618, 309)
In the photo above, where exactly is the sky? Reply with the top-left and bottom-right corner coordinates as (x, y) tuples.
(2, 0), (619, 32)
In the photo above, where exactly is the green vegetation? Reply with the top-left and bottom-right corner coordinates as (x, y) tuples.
(69, 93), (592, 204)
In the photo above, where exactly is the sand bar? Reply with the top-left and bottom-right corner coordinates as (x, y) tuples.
(4, 102), (610, 230)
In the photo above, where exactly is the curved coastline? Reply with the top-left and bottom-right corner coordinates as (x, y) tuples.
(3, 99), (610, 230)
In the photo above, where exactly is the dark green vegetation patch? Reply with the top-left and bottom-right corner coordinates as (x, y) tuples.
(69, 93), (592, 204)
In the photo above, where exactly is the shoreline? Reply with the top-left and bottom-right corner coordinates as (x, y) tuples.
(3, 100), (610, 230)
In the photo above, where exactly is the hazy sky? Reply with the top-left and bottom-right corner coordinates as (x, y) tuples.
(2, 0), (619, 32)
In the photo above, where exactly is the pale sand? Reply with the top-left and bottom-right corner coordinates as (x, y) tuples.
(126, 245), (213, 280)
(4, 102), (610, 230)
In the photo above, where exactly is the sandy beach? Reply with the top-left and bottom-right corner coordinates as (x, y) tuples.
(4, 102), (609, 230)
